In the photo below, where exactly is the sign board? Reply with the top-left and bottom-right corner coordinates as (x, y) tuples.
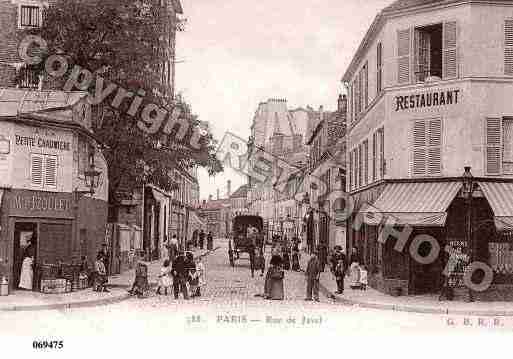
(395, 89), (460, 111)
(8, 190), (74, 218)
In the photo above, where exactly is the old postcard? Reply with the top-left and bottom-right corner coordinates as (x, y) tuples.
(0, 0), (512, 357)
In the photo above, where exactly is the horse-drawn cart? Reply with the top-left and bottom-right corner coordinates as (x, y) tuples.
(229, 215), (265, 267)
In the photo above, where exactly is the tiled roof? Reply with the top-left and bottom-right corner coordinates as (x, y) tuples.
(199, 198), (231, 211)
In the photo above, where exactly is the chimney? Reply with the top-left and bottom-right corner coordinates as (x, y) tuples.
(227, 180), (232, 197)
(338, 94), (347, 114)
(208, 194), (213, 202)
(217, 188), (220, 200)
(319, 105), (324, 121)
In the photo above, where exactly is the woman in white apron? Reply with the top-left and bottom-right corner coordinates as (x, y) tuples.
(19, 256), (34, 290)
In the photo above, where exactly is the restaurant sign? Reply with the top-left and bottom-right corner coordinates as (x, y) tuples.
(395, 89), (460, 112)
(15, 134), (71, 151)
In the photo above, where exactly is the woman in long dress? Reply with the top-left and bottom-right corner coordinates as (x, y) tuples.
(264, 255), (284, 300)
(19, 256), (34, 290)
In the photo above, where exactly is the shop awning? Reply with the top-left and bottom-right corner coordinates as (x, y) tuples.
(478, 182), (513, 231)
(360, 182), (462, 227)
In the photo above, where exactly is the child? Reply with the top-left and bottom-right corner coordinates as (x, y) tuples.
(291, 244), (301, 271)
(156, 259), (172, 295)
(189, 266), (200, 297)
(93, 253), (109, 292)
(359, 265), (368, 291)
(128, 259), (149, 298)
(195, 257), (206, 297)
(349, 261), (361, 290)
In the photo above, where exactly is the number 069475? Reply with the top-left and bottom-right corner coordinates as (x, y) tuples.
(32, 340), (64, 349)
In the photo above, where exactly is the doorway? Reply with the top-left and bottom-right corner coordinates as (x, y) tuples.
(13, 222), (38, 289)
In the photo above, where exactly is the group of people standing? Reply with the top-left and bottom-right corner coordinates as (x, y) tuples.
(187, 229), (214, 251)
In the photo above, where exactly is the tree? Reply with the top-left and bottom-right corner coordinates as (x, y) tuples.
(28, 0), (222, 211)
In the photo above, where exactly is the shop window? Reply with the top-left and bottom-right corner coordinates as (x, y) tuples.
(412, 119), (442, 177)
(31, 154), (58, 188)
(486, 117), (513, 175)
(19, 5), (41, 28)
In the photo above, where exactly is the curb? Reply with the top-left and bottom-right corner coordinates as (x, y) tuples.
(318, 280), (513, 317)
(0, 246), (220, 312)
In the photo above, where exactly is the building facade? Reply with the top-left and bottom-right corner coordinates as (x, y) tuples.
(344, 0), (513, 300)
(0, 89), (108, 290)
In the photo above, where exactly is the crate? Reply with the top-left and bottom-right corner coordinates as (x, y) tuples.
(40, 279), (68, 294)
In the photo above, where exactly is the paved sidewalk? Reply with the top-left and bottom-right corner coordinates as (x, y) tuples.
(297, 251), (513, 316)
(0, 247), (218, 312)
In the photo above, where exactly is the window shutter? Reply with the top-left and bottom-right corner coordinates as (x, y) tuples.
(413, 120), (427, 176)
(486, 117), (502, 175)
(427, 119), (442, 175)
(364, 140), (369, 185)
(503, 117), (513, 174)
(44, 156), (57, 187)
(397, 29), (411, 84)
(443, 21), (458, 79)
(31, 154), (43, 186)
(505, 20), (513, 75)
(379, 128), (385, 178)
(372, 132), (377, 181)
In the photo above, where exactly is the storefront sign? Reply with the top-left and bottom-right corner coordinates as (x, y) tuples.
(395, 89), (460, 111)
(8, 190), (74, 218)
(15, 135), (71, 151)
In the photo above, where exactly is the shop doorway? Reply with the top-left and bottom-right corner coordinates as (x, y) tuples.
(13, 222), (38, 288)
(409, 229), (443, 295)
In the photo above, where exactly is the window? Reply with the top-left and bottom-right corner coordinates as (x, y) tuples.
(372, 132), (377, 181)
(363, 61), (369, 109)
(349, 151), (353, 190)
(363, 140), (369, 186)
(397, 29), (411, 84)
(412, 119), (442, 176)
(19, 5), (41, 28)
(486, 117), (513, 175)
(379, 127), (385, 178)
(358, 144), (363, 188)
(377, 42), (383, 94)
(31, 154), (58, 188)
(505, 20), (513, 75)
(413, 22), (457, 82)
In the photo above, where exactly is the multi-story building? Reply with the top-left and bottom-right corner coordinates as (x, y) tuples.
(247, 98), (315, 236)
(344, 0), (513, 300)
(304, 95), (347, 253)
(230, 183), (248, 215)
(0, 89), (108, 290)
(198, 195), (231, 238)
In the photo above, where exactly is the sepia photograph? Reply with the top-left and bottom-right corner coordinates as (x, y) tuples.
(0, 0), (512, 357)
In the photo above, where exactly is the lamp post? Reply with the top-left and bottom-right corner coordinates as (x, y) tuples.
(461, 166), (474, 302)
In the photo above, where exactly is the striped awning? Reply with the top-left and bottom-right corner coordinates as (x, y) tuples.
(478, 182), (513, 231)
(360, 182), (462, 227)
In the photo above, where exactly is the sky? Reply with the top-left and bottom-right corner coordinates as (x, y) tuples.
(175, 0), (392, 200)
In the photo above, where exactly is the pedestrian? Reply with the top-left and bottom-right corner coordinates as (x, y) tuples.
(264, 255), (284, 300)
(282, 242), (291, 271)
(305, 248), (321, 301)
(206, 231), (213, 250)
(193, 256), (206, 297)
(156, 259), (172, 295)
(330, 246), (347, 294)
(171, 251), (189, 299)
(350, 246), (360, 265)
(18, 254), (34, 290)
(350, 261), (362, 290)
(128, 258), (149, 298)
(291, 242), (301, 271)
(99, 244), (110, 277)
(359, 265), (368, 290)
(199, 229), (205, 250)
(318, 244), (328, 272)
(255, 248), (265, 276)
(93, 252), (109, 292)
(167, 235), (179, 263)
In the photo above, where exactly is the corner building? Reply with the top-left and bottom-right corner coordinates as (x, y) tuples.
(344, 0), (513, 300)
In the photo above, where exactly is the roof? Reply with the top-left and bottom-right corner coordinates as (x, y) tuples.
(0, 89), (87, 117)
(383, 0), (448, 12)
(230, 184), (249, 199)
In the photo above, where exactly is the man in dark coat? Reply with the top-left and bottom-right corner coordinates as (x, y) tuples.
(305, 248), (321, 301)
(171, 251), (189, 299)
(199, 230), (206, 250)
(206, 232), (213, 250)
(330, 246), (347, 294)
